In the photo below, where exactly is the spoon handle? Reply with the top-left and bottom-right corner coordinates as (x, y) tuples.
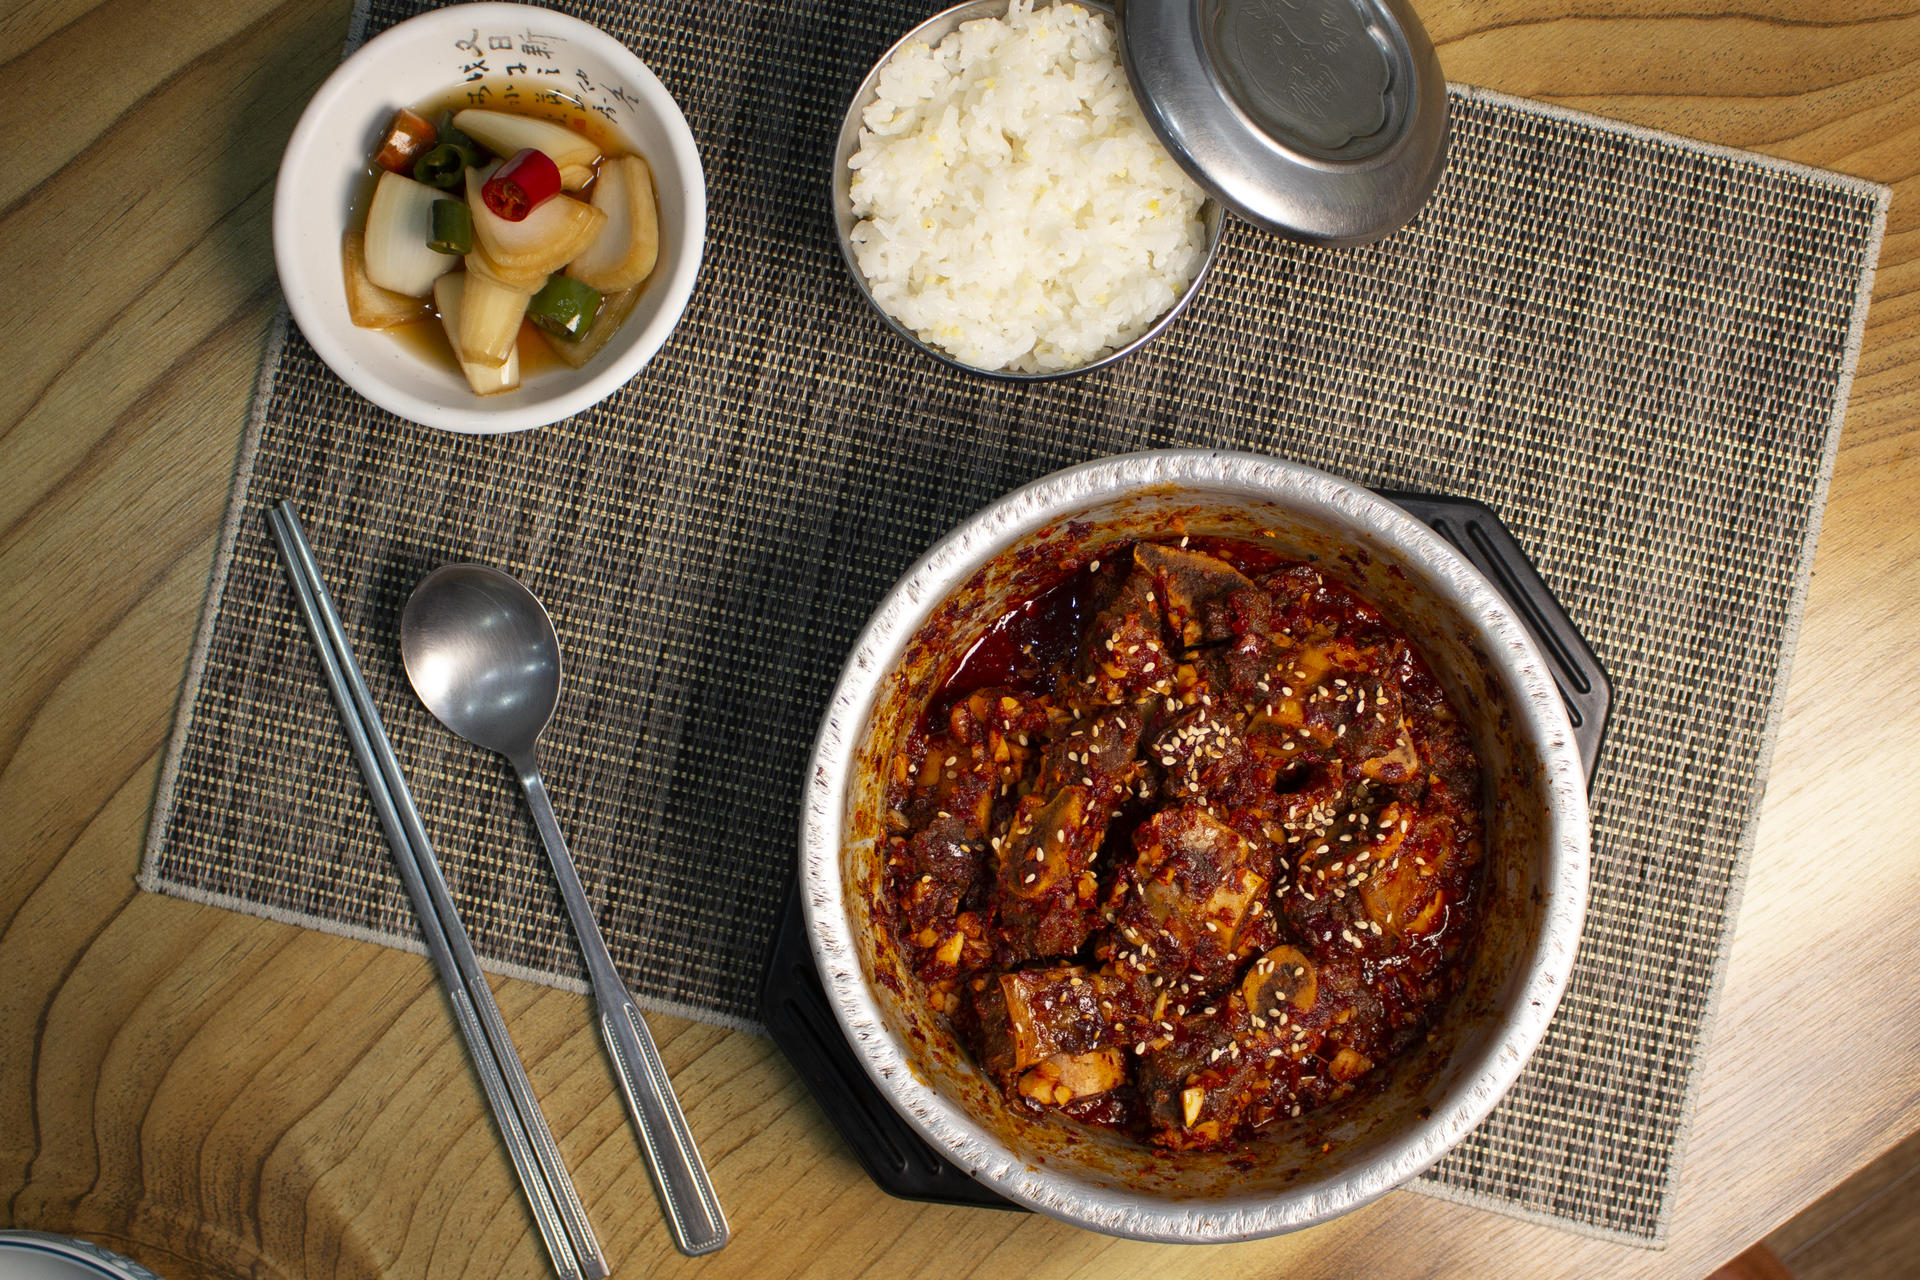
(517, 766), (731, 1258)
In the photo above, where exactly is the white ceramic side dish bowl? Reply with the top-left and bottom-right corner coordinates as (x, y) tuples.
(0, 1232), (163, 1280)
(273, 3), (706, 433)
(800, 450), (1592, 1241)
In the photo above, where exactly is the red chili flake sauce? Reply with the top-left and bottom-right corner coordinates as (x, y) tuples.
(879, 538), (1485, 1150)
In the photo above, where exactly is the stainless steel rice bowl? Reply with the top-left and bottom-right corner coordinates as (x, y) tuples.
(830, 0), (1226, 381)
(799, 450), (1590, 1241)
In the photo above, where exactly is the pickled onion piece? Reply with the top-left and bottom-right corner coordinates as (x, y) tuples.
(453, 109), (599, 170)
(466, 165), (605, 275)
(363, 170), (458, 297)
(566, 155), (658, 293)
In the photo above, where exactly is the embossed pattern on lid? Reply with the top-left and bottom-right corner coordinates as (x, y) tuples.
(1121, 0), (1449, 244)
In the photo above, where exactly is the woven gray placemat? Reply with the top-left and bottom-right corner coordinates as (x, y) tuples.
(140, 0), (1886, 1244)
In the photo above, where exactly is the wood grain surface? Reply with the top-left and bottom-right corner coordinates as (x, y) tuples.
(3, 2), (1917, 1278)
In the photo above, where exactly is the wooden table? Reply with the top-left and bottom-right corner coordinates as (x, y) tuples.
(4, 2), (1916, 1277)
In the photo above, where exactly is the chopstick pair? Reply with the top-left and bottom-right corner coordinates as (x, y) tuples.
(264, 501), (607, 1280)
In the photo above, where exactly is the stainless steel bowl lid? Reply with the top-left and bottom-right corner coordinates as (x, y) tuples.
(1119, 0), (1449, 246)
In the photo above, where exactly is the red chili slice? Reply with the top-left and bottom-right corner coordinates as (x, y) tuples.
(481, 148), (562, 222)
(372, 107), (437, 174)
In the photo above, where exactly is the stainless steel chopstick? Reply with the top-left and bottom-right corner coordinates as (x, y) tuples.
(265, 502), (607, 1280)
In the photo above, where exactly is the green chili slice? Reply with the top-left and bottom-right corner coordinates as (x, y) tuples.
(436, 114), (479, 156)
(413, 142), (473, 189)
(528, 276), (603, 341)
(427, 199), (472, 255)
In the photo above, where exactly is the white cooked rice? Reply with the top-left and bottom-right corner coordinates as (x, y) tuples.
(847, 1), (1208, 373)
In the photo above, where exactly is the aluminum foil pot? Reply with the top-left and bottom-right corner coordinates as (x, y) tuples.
(799, 450), (1590, 1241)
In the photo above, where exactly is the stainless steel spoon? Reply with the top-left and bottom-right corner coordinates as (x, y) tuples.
(400, 564), (729, 1258)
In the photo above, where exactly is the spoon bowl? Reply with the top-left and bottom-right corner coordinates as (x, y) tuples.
(401, 565), (562, 766)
